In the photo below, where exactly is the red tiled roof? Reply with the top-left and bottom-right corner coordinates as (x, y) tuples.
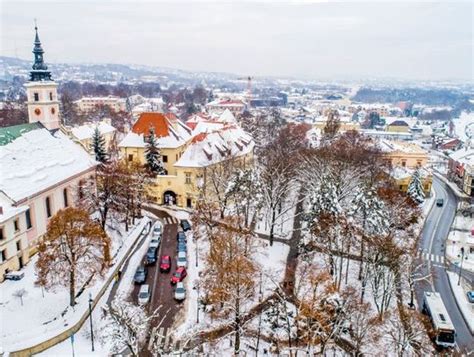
(191, 132), (208, 143)
(132, 112), (171, 137)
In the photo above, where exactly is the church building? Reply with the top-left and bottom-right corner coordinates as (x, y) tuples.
(0, 26), (97, 282)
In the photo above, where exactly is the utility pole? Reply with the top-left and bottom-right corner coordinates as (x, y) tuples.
(88, 293), (95, 351)
(458, 247), (465, 286)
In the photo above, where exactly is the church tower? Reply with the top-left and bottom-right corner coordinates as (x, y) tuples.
(25, 24), (60, 130)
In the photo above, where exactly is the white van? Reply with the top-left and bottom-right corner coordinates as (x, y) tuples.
(177, 251), (187, 268)
(138, 284), (150, 305)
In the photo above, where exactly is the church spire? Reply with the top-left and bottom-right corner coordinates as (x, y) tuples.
(30, 21), (52, 82)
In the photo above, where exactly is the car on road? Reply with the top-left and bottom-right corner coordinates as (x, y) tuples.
(177, 231), (186, 241)
(152, 222), (162, 237)
(149, 236), (161, 249)
(177, 251), (187, 268)
(174, 282), (186, 301)
(133, 266), (147, 284)
(138, 284), (150, 304)
(171, 267), (187, 284)
(145, 247), (157, 265)
(436, 199), (444, 207)
(177, 241), (187, 253)
(180, 219), (191, 232)
(467, 291), (474, 303)
(160, 255), (171, 272)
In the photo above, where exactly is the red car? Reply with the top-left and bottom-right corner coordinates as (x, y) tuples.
(170, 267), (187, 284)
(160, 255), (171, 273)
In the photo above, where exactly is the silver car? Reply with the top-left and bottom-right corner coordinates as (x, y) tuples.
(174, 282), (186, 301)
(176, 251), (187, 268)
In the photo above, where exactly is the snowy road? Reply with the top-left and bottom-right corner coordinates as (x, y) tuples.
(415, 177), (474, 353)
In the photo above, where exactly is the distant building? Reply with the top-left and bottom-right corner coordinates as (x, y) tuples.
(386, 120), (410, 133)
(448, 147), (474, 197)
(75, 95), (126, 113)
(69, 119), (117, 154)
(206, 98), (247, 115)
(0, 27), (96, 281)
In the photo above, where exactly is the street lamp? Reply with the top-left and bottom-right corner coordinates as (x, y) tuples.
(196, 280), (200, 324)
(458, 247), (465, 286)
(88, 293), (95, 352)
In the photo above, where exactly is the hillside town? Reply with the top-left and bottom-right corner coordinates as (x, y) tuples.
(1, 7), (474, 357)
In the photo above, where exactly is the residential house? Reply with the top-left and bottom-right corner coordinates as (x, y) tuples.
(386, 120), (410, 133)
(69, 119), (117, 154)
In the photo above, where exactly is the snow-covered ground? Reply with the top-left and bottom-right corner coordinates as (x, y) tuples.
(0, 218), (149, 354)
(446, 214), (474, 273)
(446, 272), (474, 334)
(453, 111), (474, 142)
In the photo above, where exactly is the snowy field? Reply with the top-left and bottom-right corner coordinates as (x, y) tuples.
(453, 112), (474, 142)
(0, 218), (149, 353)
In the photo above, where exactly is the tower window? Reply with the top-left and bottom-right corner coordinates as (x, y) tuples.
(34, 93), (39, 101)
(49, 92), (53, 101)
(26, 209), (32, 229)
(63, 188), (69, 207)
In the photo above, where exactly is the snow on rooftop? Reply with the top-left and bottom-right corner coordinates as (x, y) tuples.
(175, 126), (254, 168)
(0, 128), (96, 202)
(219, 109), (237, 123)
(118, 132), (146, 148)
(70, 121), (116, 141)
(378, 139), (426, 155)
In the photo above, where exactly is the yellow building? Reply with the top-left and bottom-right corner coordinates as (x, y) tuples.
(386, 120), (410, 133)
(379, 139), (432, 195)
(69, 120), (117, 154)
(118, 112), (254, 208)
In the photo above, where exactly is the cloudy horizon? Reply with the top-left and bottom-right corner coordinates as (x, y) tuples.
(1, 1), (473, 81)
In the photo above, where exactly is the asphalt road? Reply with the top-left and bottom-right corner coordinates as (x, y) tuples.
(416, 177), (474, 353)
(131, 208), (184, 328)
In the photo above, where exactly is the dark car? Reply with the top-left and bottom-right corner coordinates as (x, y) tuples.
(171, 267), (187, 284)
(180, 219), (191, 232)
(177, 231), (186, 241)
(134, 266), (147, 284)
(160, 255), (171, 272)
(177, 241), (187, 253)
(145, 247), (157, 265)
(436, 199), (444, 207)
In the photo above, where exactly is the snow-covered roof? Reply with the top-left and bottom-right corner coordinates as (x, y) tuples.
(219, 109), (237, 123)
(70, 121), (116, 141)
(378, 139), (426, 155)
(174, 126), (254, 168)
(0, 193), (28, 224)
(118, 132), (146, 148)
(390, 166), (431, 180)
(0, 126), (97, 202)
(449, 148), (474, 165)
(192, 121), (226, 136)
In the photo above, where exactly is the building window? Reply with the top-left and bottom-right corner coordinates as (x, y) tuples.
(63, 188), (69, 207)
(416, 160), (422, 167)
(34, 93), (39, 101)
(26, 209), (32, 229)
(49, 92), (53, 101)
(163, 155), (168, 163)
(45, 197), (52, 218)
(128, 154), (134, 162)
(401, 160), (406, 167)
(16, 241), (21, 252)
(78, 180), (85, 200)
(14, 219), (19, 232)
(185, 172), (192, 184)
(0, 227), (4, 241)
(176, 154), (178, 161)
(0, 250), (6, 263)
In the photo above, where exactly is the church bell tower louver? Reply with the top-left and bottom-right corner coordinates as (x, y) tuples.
(25, 23), (61, 130)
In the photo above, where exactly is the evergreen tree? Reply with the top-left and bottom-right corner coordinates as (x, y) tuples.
(407, 168), (425, 204)
(145, 128), (165, 175)
(92, 126), (107, 163)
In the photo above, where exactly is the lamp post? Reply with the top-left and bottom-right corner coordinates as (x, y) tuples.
(458, 247), (465, 286)
(88, 293), (95, 352)
(196, 280), (200, 324)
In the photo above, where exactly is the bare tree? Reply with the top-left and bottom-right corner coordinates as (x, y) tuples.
(12, 288), (28, 306)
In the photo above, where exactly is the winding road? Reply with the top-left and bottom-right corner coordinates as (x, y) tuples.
(415, 176), (474, 353)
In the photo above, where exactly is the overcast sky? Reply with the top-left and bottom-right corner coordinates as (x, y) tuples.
(1, 1), (472, 81)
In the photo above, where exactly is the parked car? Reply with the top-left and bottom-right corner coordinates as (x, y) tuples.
(180, 219), (191, 232)
(177, 231), (186, 241)
(177, 251), (187, 268)
(138, 284), (150, 304)
(171, 267), (187, 284)
(436, 199), (444, 207)
(174, 282), (186, 301)
(4, 271), (25, 281)
(152, 222), (162, 237)
(177, 241), (187, 253)
(149, 236), (161, 249)
(133, 266), (147, 284)
(160, 255), (171, 272)
(145, 247), (157, 265)
(467, 291), (474, 303)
